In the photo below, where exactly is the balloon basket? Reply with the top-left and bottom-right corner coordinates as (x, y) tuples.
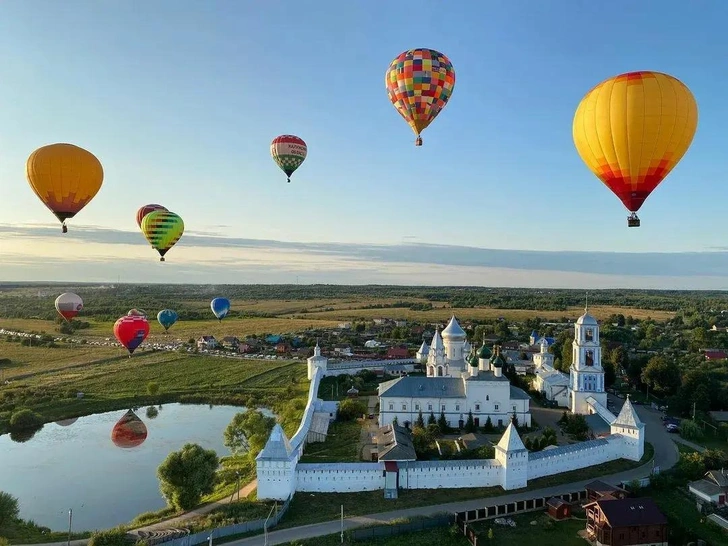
(62, 224), (68, 233)
(160, 257), (165, 262)
(415, 136), (423, 146)
(627, 214), (641, 228)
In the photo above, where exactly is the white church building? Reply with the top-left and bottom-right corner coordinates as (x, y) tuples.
(379, 316), (531, 429)
(533, 308), (608, 415)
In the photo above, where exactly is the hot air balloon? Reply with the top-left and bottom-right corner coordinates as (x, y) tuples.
(573, 71), (698, 227)
(140, 210), (185, 261)
(270, 135), (307, 183)
(113, 315), (150, 355)
(26, 143), (104, 233)
(55, 292), (83, 321)
(55, 417), (78, 427)
(111, 409), (148, 449)
(136, 204), (168, 228)
(211, 297), (230, 322)
(157, 309), (178, 333)
(385, 48), (456, 146)
(128, 308), (148, 318)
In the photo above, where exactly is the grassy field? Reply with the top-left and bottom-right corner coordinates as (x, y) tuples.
(472, 513), (586, 546)
(287, 305), (675, 322)
(0, 342), (121, 379)
(649, 488), (727, 545)
(282, 526), (468, 546)
(0, 317), (340, 341)
(299, 420), (362, 463)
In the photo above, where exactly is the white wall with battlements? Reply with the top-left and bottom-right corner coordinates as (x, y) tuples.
(296, 463), (383, 493)
(398, 460), (503, 489)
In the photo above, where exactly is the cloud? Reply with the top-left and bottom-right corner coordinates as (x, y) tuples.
(1, 223), (728, 288)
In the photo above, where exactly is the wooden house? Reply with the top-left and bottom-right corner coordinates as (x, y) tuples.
(546, 497), (570, 520)
(585, 497), (668, 546)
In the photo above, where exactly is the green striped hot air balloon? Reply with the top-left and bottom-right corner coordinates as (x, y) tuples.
(140, 209), (184, 262)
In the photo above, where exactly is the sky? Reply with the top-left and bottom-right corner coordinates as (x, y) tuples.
(1, 1), (728, 288)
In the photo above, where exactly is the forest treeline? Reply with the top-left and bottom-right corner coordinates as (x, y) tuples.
(1, 283), (728, 321)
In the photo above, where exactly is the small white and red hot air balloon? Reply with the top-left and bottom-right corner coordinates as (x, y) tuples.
(55, 292), (83, 321)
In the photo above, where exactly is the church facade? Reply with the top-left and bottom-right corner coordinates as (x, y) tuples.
(378, 316), (532, 429)
(532, 309), (607, 414)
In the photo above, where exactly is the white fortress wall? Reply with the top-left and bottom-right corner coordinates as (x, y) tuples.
(296, 463), (383, 492)
(527, 436), (622, 480)
(398, 459), (503, 489)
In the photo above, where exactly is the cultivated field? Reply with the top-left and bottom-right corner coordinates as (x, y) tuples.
(286, 304), (675, 322)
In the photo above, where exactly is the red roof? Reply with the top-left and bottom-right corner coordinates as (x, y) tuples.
(705, 350), (727, 360)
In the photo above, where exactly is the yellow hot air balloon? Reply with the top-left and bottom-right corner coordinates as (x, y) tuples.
(573, 71), (698, 227)
(26, 143), (104, 233)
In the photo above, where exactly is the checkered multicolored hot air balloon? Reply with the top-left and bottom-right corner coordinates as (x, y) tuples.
(386, 48), (456, 146)
(271, 135), (307, 183)
(573, 71), (698, 227)
(140, 209), (184, 261)
(26, 143), (104, 233)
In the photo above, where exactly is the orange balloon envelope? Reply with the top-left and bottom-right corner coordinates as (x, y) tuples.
(25, 143), (104, 233)
(111, 409), (148, 449)
(573, 71), (698, 226)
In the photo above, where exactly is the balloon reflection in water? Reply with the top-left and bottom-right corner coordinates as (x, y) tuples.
(111, 409), (148, 449)
(55, 417), (79, 427)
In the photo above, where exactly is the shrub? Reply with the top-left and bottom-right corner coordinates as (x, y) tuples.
(146, 382), (160, 396)
(9, 409), (42, 431)
(0, 491), (19, 528)
(88, 528), (131, 546)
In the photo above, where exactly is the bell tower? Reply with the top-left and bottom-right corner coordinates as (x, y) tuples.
(569, 304), (607, 414)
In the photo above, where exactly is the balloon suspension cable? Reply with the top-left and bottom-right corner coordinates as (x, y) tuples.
(62, 222), (68, 233)
(415, 136), (423, 147)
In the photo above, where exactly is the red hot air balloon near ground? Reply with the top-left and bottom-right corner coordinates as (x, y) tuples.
(136, 204), (168, 228)
(113, 315), (150, 356)
(111, 409), (148, 448)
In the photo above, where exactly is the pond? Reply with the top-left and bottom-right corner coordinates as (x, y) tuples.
(0, 403), (269, 532)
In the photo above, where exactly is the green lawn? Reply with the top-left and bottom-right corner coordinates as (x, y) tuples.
(472, 513), (586, 546)
(280, 526), (469, 546)
(299, 420), (363, 463)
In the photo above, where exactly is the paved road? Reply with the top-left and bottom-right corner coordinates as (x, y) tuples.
(672, 435), (707, 453)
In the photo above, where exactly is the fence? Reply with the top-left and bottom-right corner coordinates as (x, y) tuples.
(138, 495), (293, 546)
(455, 512), (478, 546)
(349, 514), (453, 542)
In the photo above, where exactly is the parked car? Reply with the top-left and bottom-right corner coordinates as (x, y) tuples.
(666, 423), (679, 433)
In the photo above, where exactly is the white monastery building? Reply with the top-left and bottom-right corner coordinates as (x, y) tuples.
(533, 308), (608, 415)
(255, 312), (646, 502)
(379, 316), (531, 429)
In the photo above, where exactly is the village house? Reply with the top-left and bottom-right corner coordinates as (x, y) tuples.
(237, 342), (255, 354)
(386, 345), (410, 359)
(196, 335), (217, 350)
(688, 468), (728, 507)
(585, 497), (668, 546)
(220, 336), (240, 350)
(276, 342), (290, 354)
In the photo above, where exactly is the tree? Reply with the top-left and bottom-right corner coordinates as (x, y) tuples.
(428, 412), (437, 426)
(337, 398), (367, 421)
(482, 416), (494, 433)
(88, 528), (130, 546)
(0, 491), (19, 528)
(147, 382), (160, 396)
(223, 410), (276, 456)
(415, 410), (425, 429)
(464, 411), (475, 433)
(495, 321), (511, 340)
(9, 409), (42, 431)
(603, 360), (616, 388)
(157, 443), (219, 510)
(437, 411), (449, 433)
(392, 416), (399, 426)
(511, 412), (519, 429)
(641, 356), (681, 397)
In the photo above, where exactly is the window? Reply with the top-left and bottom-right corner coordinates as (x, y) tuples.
(441, 405), (446, 411)
(401, 404), (407, 411)
(428, 404), (432, 411)
(388, 403), (393, 411)
(475, 404), (481, 411)
(455, 404), (460, 411)
(512, 405), (516, 411)
(585, 350), (594, 366)
(486, 395), (489, 401)
(495, 404), (499, 411)
(415, 404), (420, 411)
(585, 328), (594, 342)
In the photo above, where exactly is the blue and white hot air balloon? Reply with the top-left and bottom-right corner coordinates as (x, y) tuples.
(210, 298), (231, 322)
(157, 309), (178, 333)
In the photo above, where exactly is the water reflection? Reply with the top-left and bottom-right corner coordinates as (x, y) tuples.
(55, 418), (79, 427)
(111, 409), (148, 449)
(10, 427), (41, 443)
(146, 406), (159, 419)
(0, 403), (268, 531)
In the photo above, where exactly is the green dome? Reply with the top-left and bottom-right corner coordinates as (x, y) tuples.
(477, 343), (492, 360)
(490, 349), (506, 368)
(467, 352), (479, 367)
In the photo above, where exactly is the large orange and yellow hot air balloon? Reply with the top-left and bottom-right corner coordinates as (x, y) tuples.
(386, 48), (456, 146)
(573, 71), (698, 227)
(26, 144), (104, 233)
